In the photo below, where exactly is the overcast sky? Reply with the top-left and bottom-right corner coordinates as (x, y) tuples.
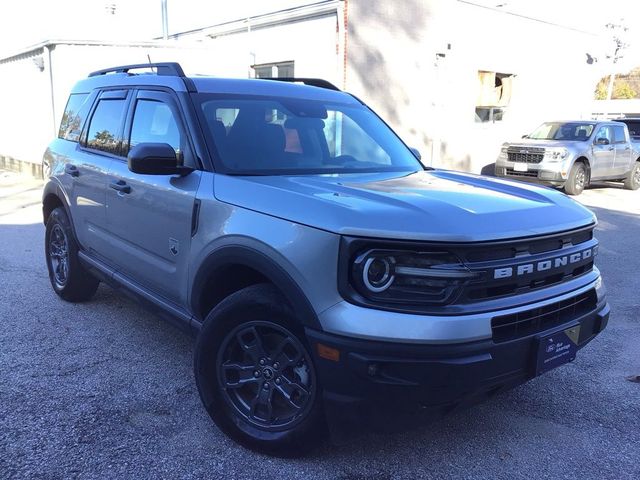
(0, 0), (638, 70)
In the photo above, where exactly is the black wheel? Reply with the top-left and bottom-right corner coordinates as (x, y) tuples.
(194, 284), (326, 456)
(623, 161), (640, 190)
(564, 162), (587, 196)
(45, 207), (99, 302)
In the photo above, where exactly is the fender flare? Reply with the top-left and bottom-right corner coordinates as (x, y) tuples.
(190, 245), (321, 330)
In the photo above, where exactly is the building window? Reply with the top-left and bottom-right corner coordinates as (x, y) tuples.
(253, 61), (295, 78)
(475, 71), (515, 123)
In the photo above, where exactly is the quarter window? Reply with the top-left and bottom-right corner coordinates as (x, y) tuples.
(59, 93), (90, 142)
(86, 99), (127, 154)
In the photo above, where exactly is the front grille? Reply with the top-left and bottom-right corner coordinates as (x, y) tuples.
(507, 152), (544, 164)
(505, 168), (539, 178)
(453, 226), (596, 303)
(491, 289), (597, 342)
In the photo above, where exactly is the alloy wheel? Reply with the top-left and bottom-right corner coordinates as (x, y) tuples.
(216, 321), (315, 431)
(49, 224), (69, 288)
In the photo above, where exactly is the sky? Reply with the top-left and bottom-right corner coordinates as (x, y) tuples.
(0, 0), (638, 71)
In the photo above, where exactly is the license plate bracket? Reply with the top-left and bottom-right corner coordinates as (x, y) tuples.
(534, 324), (581, 376)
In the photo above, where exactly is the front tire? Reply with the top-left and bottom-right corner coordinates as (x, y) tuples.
(45, 207), (99, 302)
(623, 161), (640, 190)
(564, 162), (587, 195)
(194, 284), (326, 456)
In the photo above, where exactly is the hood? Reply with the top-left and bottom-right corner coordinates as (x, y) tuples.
(509, 138), (589, 149)
(214, 170), (596, 242)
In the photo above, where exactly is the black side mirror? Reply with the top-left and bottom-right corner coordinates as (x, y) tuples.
(521, 134), (529, 139)
(127, 143), (193, 176)
(409, 147), (422, 161)
(595, 137), (610, 146)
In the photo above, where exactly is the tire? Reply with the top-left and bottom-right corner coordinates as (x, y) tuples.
(194, 284), (326, 457)
(623, 161), (640, 190)
(564, 162), (587, 196)
(45, 207), (99, 302)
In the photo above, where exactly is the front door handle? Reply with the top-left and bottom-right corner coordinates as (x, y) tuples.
(64, 164), (79, 177)
(608, 146), (614, 151)
(110, 179), (131, 194)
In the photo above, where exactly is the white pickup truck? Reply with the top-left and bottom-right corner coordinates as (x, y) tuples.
(495, 120), (640, 195)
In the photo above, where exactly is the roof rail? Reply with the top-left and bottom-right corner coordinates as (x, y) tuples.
(88, 62), (186, 78)
(265, 77), (341, 91)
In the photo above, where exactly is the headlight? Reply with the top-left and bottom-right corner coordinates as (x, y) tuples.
(498, 144), (509, 160)
(544, 148), (569, 162)
(351, 249), (478, 305)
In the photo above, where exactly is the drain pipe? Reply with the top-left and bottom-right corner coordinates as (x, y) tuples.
(44, 44), (57, 138)
(161, 0), (169, 40)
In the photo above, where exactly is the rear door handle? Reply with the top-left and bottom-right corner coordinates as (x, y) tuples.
(110, 179), (131, 194)
(64, 164), (79, 177)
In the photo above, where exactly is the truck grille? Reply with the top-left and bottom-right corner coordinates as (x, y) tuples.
(507, 147), (544, 164)
(491, 289), (597, 342)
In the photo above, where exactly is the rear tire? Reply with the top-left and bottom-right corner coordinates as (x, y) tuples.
(45, 207), (99, 302)
(564, 162), (587, 196)
(194, 284), (326, 457)
(623, 161), (640, 190)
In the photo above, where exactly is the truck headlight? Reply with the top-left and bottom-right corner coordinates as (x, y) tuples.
(544, 148), (569, 162)
(498, 144), (509, 160)
(350, 249), (478, 305)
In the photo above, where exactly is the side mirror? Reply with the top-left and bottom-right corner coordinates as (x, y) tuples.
(127, 143), (193, 175)
(409, 147), (422, 161)
(521, 134), (529, 139)
(595, 137), (610, 146)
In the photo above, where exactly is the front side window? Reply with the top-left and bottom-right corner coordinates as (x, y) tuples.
(86, 99), (126, 154)
(594, 126), (613, 144)
(129, 99), (182, 153)
(196, 94), (423, 175)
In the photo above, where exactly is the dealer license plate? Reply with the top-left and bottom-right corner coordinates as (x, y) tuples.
(535, 324), (581, 376)
(513, 162), (528, 172)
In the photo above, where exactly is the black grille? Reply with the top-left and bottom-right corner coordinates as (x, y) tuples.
(507, 151), (544, 164)
(491, 289), (597, 342)
(455, 226), (595, 303)
(505, 168), (538, 178)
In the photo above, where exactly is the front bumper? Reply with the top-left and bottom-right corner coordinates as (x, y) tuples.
(308, 299), (609, 427)
(495, 161), (567, 186)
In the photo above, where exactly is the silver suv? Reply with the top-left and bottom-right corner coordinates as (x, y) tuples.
(43, 63), (610, 456)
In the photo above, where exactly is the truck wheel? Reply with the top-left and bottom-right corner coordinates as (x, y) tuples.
(564, 162), (587, 195)
(194, 284), (326, 457)
(623, 161), (640, 190)
(45, 207), (99, 302)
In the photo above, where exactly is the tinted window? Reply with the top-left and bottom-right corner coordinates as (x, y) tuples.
(197, 95), (422, 174)
(528, 122), (595, 141)
(86, 99), (126, 154)
(622, 120), (640, 138)
(129, 100), (181, 153)
(58, 93), (90, 142)
(612, 125), (626, 143)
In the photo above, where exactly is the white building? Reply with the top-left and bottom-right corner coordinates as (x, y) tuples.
(0, 0), (617, 175)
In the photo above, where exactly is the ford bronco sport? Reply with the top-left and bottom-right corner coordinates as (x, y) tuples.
(43, 63), (609, 455)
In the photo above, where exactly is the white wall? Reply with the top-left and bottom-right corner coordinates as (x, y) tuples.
(0, 42), (245, 165)
(346, 0), (607, 172)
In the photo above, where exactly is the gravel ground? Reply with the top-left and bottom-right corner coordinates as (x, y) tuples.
(1, 170), (639, 479)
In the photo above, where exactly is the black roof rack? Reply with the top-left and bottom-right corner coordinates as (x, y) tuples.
(88, 62), (186, 78)
(265, 77), (341, 91)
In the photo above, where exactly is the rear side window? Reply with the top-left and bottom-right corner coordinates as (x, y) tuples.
(613, 125), (626, 144)
(58, 93), (90, 142)
(86, 99), (127, 155)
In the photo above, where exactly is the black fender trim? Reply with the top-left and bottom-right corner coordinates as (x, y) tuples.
(190, 245), (321, 330)
(42, 181), (81, 246)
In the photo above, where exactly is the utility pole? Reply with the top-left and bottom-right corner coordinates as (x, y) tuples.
(604, 21), (629, 101)
(161, 0), (169, 40)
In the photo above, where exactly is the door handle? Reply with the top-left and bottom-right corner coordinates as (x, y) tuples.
(110, 179), (131, 194)
(64, 164), (79, 177)
(608, 147), (614, 151)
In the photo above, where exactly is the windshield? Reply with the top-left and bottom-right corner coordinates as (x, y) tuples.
(194, 94), (424, 174)
(528, 122), (595, 141)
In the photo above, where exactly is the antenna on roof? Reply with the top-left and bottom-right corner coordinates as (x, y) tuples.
(147, 54), (155, 74)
